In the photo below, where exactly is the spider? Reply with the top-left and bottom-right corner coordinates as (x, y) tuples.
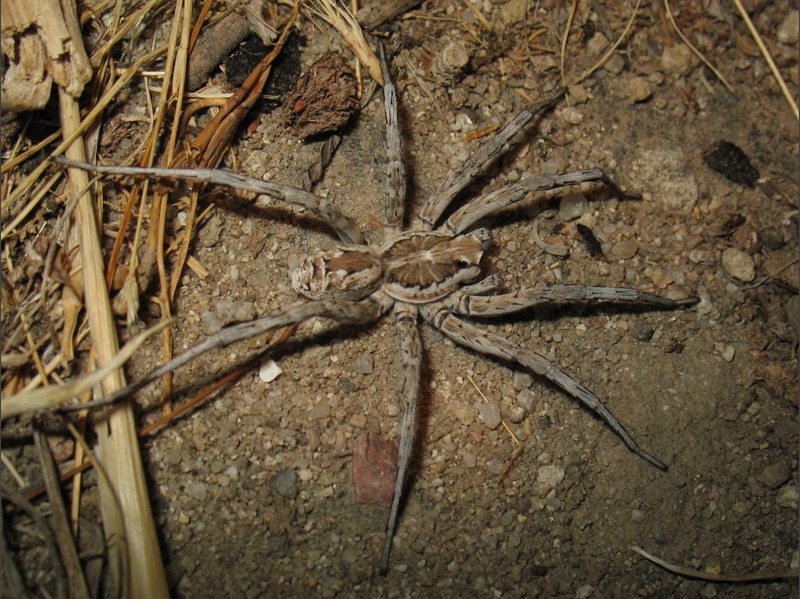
(57, 45), (696, 574)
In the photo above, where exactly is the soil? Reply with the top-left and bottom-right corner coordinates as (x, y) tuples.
(3, 1), (798, 598)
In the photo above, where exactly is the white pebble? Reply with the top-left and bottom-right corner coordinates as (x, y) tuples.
(259, 359), (283, 383)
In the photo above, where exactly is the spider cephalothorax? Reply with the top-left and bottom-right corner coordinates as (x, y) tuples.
(58, 43), (696, 575)
(291, 228), (491, 303)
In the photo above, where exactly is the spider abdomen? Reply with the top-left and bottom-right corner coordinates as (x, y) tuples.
(291, 246), (383, 301)
(380, 228), (491, 303)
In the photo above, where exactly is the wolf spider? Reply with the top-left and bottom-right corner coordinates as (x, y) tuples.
(59, 45), (696, 573)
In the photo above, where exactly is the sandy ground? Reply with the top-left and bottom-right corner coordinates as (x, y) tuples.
(3, 1), (798, 597)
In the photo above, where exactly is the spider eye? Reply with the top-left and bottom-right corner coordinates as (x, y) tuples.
(456, 259), (470, 268)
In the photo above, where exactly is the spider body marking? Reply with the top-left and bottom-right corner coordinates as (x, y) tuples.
(291, 228), (491, 303)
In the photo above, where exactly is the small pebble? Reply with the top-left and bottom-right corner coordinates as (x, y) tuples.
(536, 464), (565, 488)
(201, 310), (223, 335)
(604, 53), (625, 75)
(631, 509), (645, 523)
(269, 468), (298, 498)
(661, 44), (693, 76)
(721, 248), (756, 283)
(561, 107), (584, 125)
(188, 482), (208, 502)
(558, 193), (588, 221)
(700, 583), (718, 598)
(576, 585), (594, 599)
(477, 400), (502, 430)
(259, 359), (283, 383)
(212, 299), (256, 327)
(625, 77), (652, 104)
(352, 433), (397, 507)
(309, 398), (331, 420)
(611, 239), (638, 260)
(757, 463), (790, 489)
(352, 352), (374, 374)
(512, 371), (532, 390)
(165, 447), (182, 466)
(517, 389), (536, 413)
(462, 452), (477, 468)
(777, 485), (799, 510)
(778, 10), (799, 44)
(350, 414), (367, 429)
(721, 345), (735, 363)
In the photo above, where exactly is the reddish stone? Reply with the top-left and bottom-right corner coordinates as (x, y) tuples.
(352, 433), (398, 508)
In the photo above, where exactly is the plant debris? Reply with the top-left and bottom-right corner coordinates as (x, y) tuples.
(702, 140), (761, 188)
(285, 52), (359, 138)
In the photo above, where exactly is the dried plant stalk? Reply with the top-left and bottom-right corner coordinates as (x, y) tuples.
(34, 430), (91, 599)
(308, 0), (383, 84)
(1, 320), (171, 418)
(60, 83), (168, 597)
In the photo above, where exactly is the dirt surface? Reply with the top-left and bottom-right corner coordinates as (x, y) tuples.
(3, 1), (799, 597)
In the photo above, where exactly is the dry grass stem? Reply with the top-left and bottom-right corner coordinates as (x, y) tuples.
(308, 0), (384, 84)
(1, 45), (167, 241)
(61, 77), (167, 596)
(730, 0), (798, 120)
(466, 374), (524, 483)
(631, 546), (800, 582)
(663, 0), (734, 94)
(571, 0), (642, 87)
(34, 430), (92, 599)
(1, 319), (172, 419)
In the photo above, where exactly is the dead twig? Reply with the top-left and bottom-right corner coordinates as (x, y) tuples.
(632, 545), (800, 582)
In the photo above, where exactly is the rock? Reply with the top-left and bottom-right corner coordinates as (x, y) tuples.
(350, 413), (367, 428)
(778, 10), (799, 45)
(756, 462), (790, 489)
(517, 389), (536, 413)
(462, 452), (477, 468)
(269, 468), (298, 498)
(604, 53), (625, 75)
(188, 482), (208, 502)
(561, 107), (584, 125)
(611, 239), (638, 260)
(201, 310), (223, 335)
(308, 398), (331, 420)
(259, 358), (283, 383)
(629, 147), (697, 212)
(512, 371), (532, 390)
(559, 193), (588, 221)
(477, 400), (502, 429)
(536, 464), (565, 488)
(661, 44), (693, 76)
(721, 248), (756, 283)
(625, 77), (652, 104)
(352, 433), (398, 508)
(352, 352), (374, 374)
(777, 484), (799, 510)
(212, 298), (256, 327)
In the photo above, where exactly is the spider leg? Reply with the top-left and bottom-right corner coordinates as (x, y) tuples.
(381, 303), (422, 574)
(421, 303), (668, 470)
(415, 89), (566, 229)
(445, 284), (698, 317)
(53, 157), (364, 244)
(456, 273), (503, 297)
(440, 169), (638, 235)
(65, 293), (393, 412)
(379, 43), (407, 232)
